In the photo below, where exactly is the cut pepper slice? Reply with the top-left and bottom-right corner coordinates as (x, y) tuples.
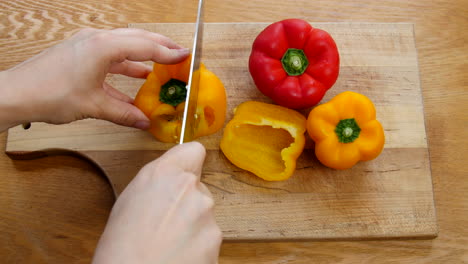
(220, 101), (306, 181)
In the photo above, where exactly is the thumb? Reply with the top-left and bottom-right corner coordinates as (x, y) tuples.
(93, 92), (150, 129)
(156, 142), (206, 178)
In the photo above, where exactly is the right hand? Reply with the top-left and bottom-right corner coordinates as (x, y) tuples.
(92, 142), (222, 264)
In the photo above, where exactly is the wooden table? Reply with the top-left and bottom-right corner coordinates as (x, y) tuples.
(0, 0), (466, 263)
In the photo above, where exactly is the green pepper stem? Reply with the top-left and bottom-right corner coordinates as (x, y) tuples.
(281, 48), (309, 76)
(335, 118), (361, 143)
(160, 79), (187, 107)
(343, 127), (353, 137)
(167, 86), (176, 95)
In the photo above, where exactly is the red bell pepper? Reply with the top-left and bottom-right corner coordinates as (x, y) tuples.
(249, 19), (340, 109)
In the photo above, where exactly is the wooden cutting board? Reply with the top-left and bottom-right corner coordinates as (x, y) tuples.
(6, 22), (437, 241)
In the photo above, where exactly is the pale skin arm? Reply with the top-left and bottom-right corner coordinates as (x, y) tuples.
(0, 27), (189, 131)
(92, 141), (222, 264)
(0, 28), (222, 264)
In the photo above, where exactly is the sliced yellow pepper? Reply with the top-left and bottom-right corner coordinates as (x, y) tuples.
(307, 91), (385, 169)
(220, 101), (306, 181)
(134, 56), (226, 143)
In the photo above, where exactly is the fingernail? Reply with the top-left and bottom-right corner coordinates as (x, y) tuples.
(178, 48), (190, 55)
(135, 120), (150, 130)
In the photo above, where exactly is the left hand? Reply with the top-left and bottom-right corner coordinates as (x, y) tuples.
(0, 28), (189, 131)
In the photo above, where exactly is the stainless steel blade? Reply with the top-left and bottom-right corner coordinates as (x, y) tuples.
(179, 0), (204, 144)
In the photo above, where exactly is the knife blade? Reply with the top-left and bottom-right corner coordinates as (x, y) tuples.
(179, 0), (204, 144)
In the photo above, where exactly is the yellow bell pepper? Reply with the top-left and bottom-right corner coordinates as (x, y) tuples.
(134, 56), (226, 143)
(307, 91), (385, 169)
(220, 101), (306, 181)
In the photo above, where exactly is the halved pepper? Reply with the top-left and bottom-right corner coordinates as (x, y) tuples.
(220, 101), (306, 181)
(134, 56), (227, 143)
(307, 91), (385, 169)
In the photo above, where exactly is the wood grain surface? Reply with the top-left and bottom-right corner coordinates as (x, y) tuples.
(0, 0), (467, 263)
(6, 22), (438, 241)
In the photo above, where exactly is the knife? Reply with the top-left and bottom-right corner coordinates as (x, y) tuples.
(179, 0), (204, 144)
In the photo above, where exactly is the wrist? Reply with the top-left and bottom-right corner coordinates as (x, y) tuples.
(0, 70), (35, 132)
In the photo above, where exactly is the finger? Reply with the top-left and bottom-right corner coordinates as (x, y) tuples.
(111, 28), (183, 49)
(159, 142), (206, 178)
(109, 60), (152, 79)
(92, 90), (150, 130)
(103, 82), (134, 103)
(101, 35), (190, 64)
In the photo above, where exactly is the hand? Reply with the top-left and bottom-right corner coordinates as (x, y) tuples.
(92, 142), (222, 264)
(0, 28), (189, 131)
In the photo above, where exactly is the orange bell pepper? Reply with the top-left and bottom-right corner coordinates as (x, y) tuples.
(134, 56), (226, 143)
(220, 101), (306, 181)
(306, 91), (385, 169)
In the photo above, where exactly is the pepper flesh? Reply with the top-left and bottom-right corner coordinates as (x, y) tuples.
(249, 19), (340, 109)
(134, 56), (226, 143)
(307, 91), (385, 169)
(220, 101), (306, 181)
